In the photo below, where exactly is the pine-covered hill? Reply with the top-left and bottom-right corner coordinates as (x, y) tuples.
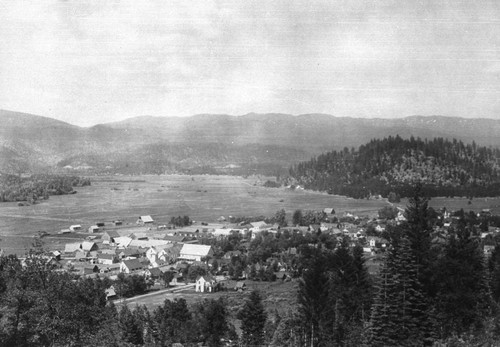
(289, 136), (500, 198)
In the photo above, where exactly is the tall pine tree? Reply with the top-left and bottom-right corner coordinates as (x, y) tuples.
(434, 226), (493, 338)
(238, 290), (267, 347)
(369, 237), (433, 346)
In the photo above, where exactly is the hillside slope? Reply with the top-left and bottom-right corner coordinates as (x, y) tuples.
(1, 109), (500, 176)
(290, 136), (500, 198)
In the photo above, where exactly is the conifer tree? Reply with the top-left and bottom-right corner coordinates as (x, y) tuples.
(118, 305), (144, 346)
(297, 250), (331, 346)
(435, 226), (493, 338)
(403, 184), (439, 298)
(488, 245), (500, 303)
(238, 290), (267, 346)
(369, 237), (433, 346)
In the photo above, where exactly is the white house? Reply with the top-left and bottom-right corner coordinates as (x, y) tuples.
(98, 253), (117, 265)
(146, 244), (174, 267)
(179, 244), (213, 262)
(195, 275), (217, 293)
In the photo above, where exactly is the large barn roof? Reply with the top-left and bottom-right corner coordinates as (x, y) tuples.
(180, 244), (212, 257)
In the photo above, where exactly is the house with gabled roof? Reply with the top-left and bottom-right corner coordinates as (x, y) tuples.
(64, 242), (82, 254)
(323, 208), (336, 215)
(120, 259), (144, 273)
(250, 221), (268, 230)
(137, 215), (154, 225)
(179, 244), (213, 262)
(164, 235), (187, 243)
(114, 236), (133, 248)
(146, 244), (174, 267)
(117, 248), (143, 260)
(195, 275), (217, 292)
(102, 230), (120, 243)
(81, 241), (98, 252)
(145, 267), (163, 280)
(98, 253), (117, 265)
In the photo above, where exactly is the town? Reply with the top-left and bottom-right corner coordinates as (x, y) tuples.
(30, 204), (500, 303)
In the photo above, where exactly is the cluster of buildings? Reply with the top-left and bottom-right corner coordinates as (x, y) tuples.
(41, 207), (500, 296)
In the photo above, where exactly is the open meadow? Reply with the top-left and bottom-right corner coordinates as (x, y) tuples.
(0, 174), (391, 255)
(397, 196), (500, 215)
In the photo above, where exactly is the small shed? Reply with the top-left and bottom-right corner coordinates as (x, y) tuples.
(88, 225), (100, 233)
(69, 225), (82, 231)
(105, 286), (117, 300)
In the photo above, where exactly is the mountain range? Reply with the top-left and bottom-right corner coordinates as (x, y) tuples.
(1, 109), (500, 176)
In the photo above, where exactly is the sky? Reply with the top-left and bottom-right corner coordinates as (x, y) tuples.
(0, 0), (499, 127)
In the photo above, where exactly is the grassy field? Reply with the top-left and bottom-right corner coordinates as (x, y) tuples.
(397, 196), (500, 215)
(0, 174), (390, 255)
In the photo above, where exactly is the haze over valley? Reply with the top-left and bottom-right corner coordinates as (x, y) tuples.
(2, 109), (500, 177)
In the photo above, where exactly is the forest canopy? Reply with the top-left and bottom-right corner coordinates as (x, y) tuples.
(0, 173), (90, 203)
(289, 136), (500, 198)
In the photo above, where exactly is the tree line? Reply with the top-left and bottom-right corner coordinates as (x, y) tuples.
(0, 173), (90, 203)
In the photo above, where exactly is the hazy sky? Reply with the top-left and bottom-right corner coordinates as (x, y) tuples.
(1, 0), (499, 126)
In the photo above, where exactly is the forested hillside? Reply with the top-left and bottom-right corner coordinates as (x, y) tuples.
(290, 136), (500, 198)
(0, 174), (91, 203)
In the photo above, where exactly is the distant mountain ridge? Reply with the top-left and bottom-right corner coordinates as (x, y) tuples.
(1, 109), (499, 175)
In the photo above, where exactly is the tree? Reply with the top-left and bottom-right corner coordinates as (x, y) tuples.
(369, 237), (434, 346)
(162, 271), (175, 288)
(297, 249), (331, 346)
(388, 191), (400, 203)
(238, 291), (267, 346)
(187, 265), (207, 282)
(434, 226), (493, 338)
(488, 245), (500, 303)
(275, 208), (287, 227)
(378, 206), (398, 220)
(293, 209), (303, 226)
(151, 298), (193, 345)
(119, 305), (144, 345)
(271, 311), (302, 346)
(403, 184), (436, 297)
(196, 298), (229, 347)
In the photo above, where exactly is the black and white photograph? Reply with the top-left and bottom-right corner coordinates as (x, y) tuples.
(1, 1), (500, 346)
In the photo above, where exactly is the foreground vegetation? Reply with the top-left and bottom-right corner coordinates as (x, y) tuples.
(2, 187), (500, 346)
